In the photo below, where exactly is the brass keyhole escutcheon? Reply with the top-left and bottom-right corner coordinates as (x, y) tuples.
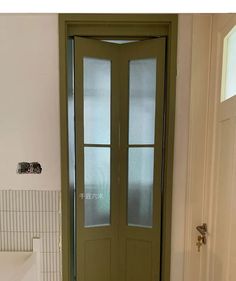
(196, 235), (203, 252)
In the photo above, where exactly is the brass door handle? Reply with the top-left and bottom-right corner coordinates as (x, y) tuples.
(196, 223), (207, 245)
(196, 223), (207, 236)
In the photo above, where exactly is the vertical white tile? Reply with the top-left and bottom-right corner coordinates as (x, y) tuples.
(0, 190), (62, 280)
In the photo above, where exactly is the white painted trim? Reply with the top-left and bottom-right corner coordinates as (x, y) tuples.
(172, 14), (213, 281)
(170, 13), (193, 281)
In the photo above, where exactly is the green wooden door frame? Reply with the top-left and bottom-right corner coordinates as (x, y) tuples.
(59, 13), (178, 281)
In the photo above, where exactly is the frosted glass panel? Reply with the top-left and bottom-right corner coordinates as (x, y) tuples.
(128, 148), (154, 228)
(84, 58), (111, 144)
(129, 59), (156, 144)
(84, 147), (110, 227)
(222, 26), (236, 101)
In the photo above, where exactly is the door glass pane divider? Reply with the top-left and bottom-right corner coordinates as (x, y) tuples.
(127, 144), (155, 147)
(83, 144), (155, 148)
(85, 224), (111, 229)
(127, 224), (152, 229)
(84, 144), (112, 147)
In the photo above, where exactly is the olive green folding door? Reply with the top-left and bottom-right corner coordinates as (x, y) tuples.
(74, 37), (166, 281)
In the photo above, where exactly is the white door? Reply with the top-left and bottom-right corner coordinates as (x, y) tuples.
(206, 14), (236, 281)
(181, 14), (236, 281)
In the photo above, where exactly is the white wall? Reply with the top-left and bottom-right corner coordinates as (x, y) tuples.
(0, 14), (60, 190)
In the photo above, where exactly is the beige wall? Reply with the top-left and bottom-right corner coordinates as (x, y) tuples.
(0, 14), (60, 190)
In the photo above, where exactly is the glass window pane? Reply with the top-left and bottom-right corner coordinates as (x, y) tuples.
(129, 58), (157, 144)
(84, 58), (111, 144)
(128, 148), (154, 228)
(222, 26), (236, 101)
(67, 38), (75, 189)
(84, 147), (110, 227)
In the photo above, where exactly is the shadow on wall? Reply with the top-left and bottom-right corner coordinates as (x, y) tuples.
(0, 238), (40, 281)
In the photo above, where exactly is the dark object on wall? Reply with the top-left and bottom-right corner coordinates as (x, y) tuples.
(17, 162), (42, 174)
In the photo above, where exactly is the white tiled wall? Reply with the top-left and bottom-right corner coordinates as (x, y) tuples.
(0, 190), (62, 281)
